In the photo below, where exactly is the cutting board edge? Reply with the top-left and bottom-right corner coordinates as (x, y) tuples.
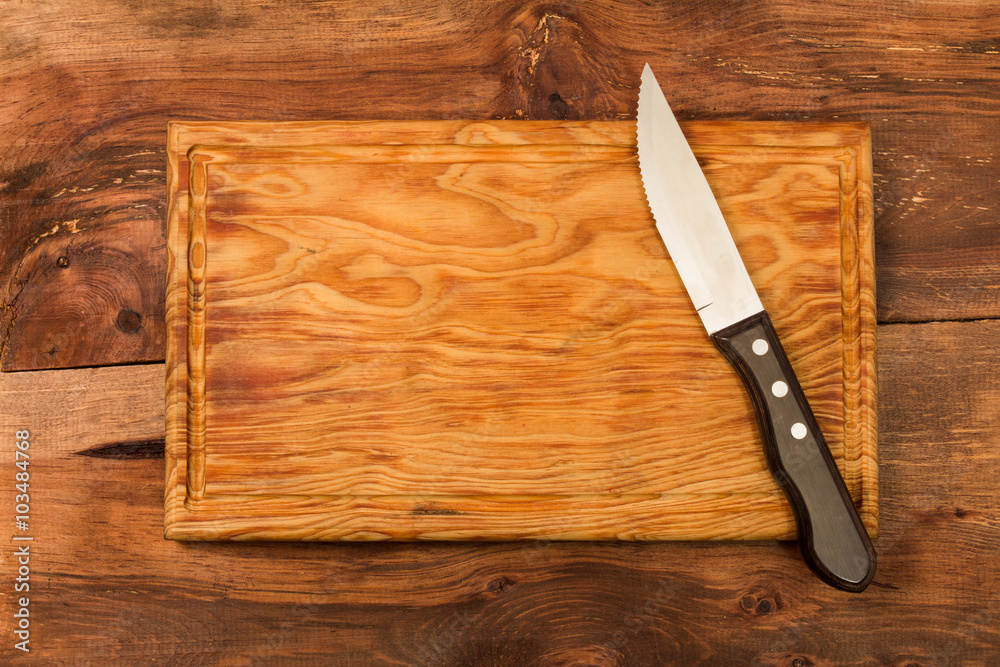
(164, 492), (801, 542)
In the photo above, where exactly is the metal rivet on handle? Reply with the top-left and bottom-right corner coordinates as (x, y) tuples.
(752, 339), (768, 356)
(791, 422), (807, 440)
(771, 381), (788, 397)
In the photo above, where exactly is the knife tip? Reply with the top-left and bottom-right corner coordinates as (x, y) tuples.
(640, 62), (656, 84)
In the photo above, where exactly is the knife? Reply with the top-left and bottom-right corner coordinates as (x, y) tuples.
(637, 64), (876, 592)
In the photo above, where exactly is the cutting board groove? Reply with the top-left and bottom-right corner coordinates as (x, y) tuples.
(165, 120), (876, 541)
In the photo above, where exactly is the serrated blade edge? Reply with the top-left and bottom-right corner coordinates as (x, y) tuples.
(637, 63), (763, 334)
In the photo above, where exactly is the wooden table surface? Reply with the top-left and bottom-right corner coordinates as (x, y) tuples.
(1, 1), (997, 664)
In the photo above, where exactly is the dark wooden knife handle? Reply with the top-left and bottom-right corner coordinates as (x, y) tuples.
(711, 311), (876, 592)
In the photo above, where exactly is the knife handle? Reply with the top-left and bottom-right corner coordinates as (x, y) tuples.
(711, 311), (876, 592)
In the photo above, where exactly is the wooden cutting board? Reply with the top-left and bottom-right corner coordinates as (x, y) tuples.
(164, 120), (876, 541)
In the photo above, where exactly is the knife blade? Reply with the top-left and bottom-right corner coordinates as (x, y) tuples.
(637, 63), (876, 592)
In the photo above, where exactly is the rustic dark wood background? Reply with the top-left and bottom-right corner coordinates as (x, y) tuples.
(1, 1), (998, 664)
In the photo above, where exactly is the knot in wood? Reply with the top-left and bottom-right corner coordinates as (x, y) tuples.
(548, 93), (568, 119)
(116, 309), (142, 334)
(488, 576), (514, 594)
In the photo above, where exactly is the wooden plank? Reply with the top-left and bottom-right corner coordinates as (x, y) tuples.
(2, 1), (1000, 370)
(2, 319), (999, 662)
(163, 120), (876, 541)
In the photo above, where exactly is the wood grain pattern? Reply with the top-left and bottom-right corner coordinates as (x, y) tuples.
(2, 0), (999, 370)
(1, 1), (997, 662)
(164, 120), (876, 541)
(3, 320), (998, 664)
